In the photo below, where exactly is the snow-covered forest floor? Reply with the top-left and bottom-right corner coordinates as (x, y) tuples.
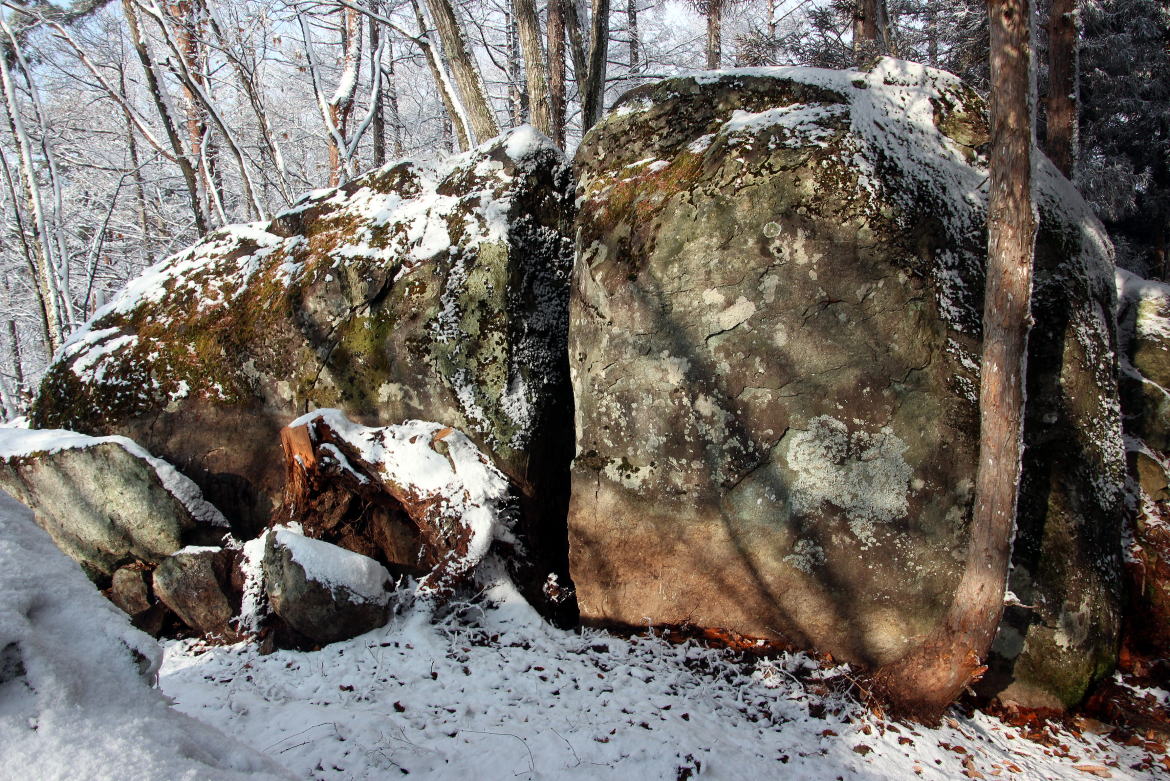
(160, 597), (1169, 781)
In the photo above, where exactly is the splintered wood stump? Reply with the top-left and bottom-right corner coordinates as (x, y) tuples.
(278, 414), (510, 601)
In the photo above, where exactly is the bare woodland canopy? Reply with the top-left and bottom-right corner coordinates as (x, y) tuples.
(0, 0), (1166, 418)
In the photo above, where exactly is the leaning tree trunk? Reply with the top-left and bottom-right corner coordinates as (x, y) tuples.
(514, 0), (552, 135)
(1045, 0), (1078, 178)
(872, 0), (1036, 723)
(705, 0), (724, 69)
(122, 0), (208, 234)
(582, 0), (610, 131)
(423, 0), (499, 143)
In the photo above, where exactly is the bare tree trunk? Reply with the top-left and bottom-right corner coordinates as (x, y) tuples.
(507, 6), (524, 124)
(0, 146), (52, 353)
(370, 6), (386, 167)
(385, 38), (405, 157)
(168, 0), (210, 216)
(548, 0), (567, 146)
(411, 0), (472, 151)
(121, 0), (208, 233)
(873, 0), (1036, 723)
(514, 0), (552, 134)
(0, 41), (65, 351)
(205, 6), (293, 202)
(628, 0), (639, 71)
(705, 0), (724, 69)
(582, 0), (610, 131)
(1045, 0), (1078, 179)
(423, 0), (500, 142)
(563, 0), (589, 92)
(329, 5), (362, 186)
(853, 0), (891, 63)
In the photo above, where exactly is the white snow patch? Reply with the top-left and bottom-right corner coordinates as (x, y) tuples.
(0, 490), (285, 779)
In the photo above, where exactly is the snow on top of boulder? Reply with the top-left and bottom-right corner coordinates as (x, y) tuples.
(54, 125), (563, 377)
(0, 427), (229, 529)
(1117, 266), (1170, 344)
(604, 58), (1115, 336)
(0, 490), (285, 779)
(274, 528), (392, 606)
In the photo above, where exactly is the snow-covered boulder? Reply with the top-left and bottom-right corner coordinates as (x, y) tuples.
(263, 528), (393, 646)
(0, 428), (229, 581)
(0, 490), (285, 778)
(30, 128), (577, 597)
(152, 547), (241, 641)
(569, 58), (1124, 709)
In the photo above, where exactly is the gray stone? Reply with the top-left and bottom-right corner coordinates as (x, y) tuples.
(110, 566), (152, 616)
(263, 529), (393, 646)
(152, 548), (240, 640)
(0, 433), (229, 579)
(568, 59), (1124, 709)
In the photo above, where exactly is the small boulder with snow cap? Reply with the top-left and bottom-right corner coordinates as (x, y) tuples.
(263, 528), (394, 646)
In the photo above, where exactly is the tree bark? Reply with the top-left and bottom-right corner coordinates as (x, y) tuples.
(853, 0), (891, 63)
(547, 0), (567, 146)
(628, 0), (639, 71)
(582, 0), (610, 131)
(423, 0), (500, 142)
(1045, 0), (1078, 179)
(872, 0), (1036, 723)
(705, 0), (724, 69)
(122, 0), (208, 233)
(563, 0), (589, 94)
(411, 0), (472, 151)
(370, 6), (387, 167)
(385, 38), (405, 157)
(329, 5), (362, 186)
(507, 7), (525, 125)
(514, 0), (553, 134)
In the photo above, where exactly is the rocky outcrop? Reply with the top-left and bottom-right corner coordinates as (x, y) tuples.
(152, 547), (241, 640)
(31, 128), (577, 603)
(0, 428), (229, 580)
(568, 59), (1124, 709)
(263, 528), (393, 646)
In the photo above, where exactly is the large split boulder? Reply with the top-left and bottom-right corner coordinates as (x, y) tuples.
(31, 128), (577, 597)
(568, 59), (1125, 709)
(0, 427), (229, 580)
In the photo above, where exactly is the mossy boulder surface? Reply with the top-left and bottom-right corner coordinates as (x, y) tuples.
(32, 128), (577, 575)
(568, 58), (1124, 709)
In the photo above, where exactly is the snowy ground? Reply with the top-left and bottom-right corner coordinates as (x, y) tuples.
(160, 597), (1168, 781)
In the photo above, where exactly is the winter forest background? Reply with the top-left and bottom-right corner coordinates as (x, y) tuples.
(0, 0), (1166, 418)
